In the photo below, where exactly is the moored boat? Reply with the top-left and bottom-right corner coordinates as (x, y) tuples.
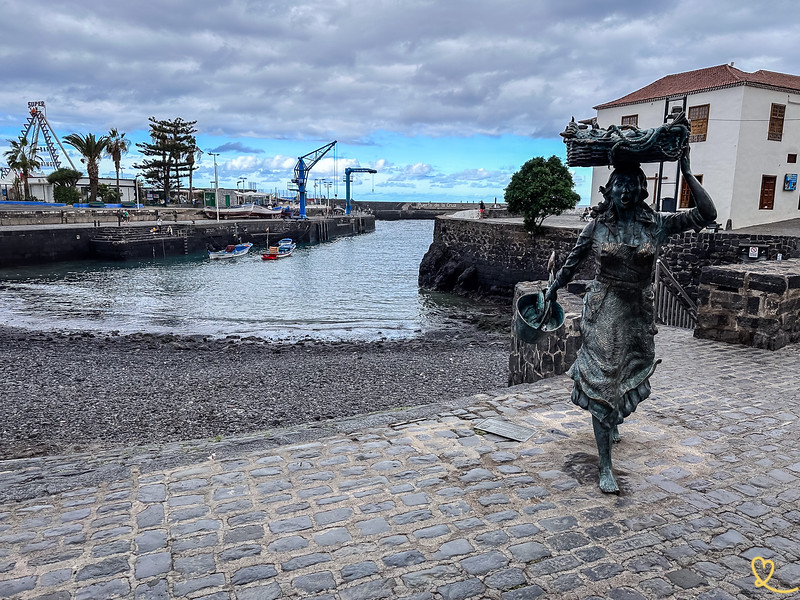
(250, 204), (284, 218)
(262, 238), (296, 260)
(208, 242), (253, 259)
(203, 203), (254, 219)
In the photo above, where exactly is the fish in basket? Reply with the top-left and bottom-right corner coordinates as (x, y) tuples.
(560, 112), (690, 167)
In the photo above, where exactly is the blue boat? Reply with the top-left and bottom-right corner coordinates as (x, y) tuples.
(262, 238), (296, 260)
(208, 242), (253, 259)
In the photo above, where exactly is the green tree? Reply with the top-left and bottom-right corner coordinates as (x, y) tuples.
(105, 128), (130, 202)
(64, 133), (109, 203)
(47, 167), (84, 205)
(134, 117), (197, 204)
(504, 155), (581, 234)
(97, 183), (121, 203)
(53, 186), (82, 204)
(3, 137), (42, 200)
(46, 167), (83, 188)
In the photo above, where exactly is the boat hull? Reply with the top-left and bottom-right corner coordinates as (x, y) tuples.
(208, 242), (253, 259)
(262, 239), (296, 260)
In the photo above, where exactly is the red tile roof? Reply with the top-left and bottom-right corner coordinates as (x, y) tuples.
(594, 64), (800, 110)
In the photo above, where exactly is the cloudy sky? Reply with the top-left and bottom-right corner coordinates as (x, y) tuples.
(1, 0), (798, 203)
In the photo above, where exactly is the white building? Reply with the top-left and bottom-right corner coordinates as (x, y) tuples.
(15, 175), (138, 204)
(591, 64), (800, 230)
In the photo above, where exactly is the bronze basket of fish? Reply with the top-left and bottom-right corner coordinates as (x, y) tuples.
(561, 113), (690, 167)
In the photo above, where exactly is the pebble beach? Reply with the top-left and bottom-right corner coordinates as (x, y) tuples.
(1, 322), (509, 461)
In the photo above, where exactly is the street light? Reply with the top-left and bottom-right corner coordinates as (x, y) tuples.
(207, 151), (220, 221)
(134, 175), (140, 210)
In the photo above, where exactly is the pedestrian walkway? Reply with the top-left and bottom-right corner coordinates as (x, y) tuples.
(1, 327), (799, 599)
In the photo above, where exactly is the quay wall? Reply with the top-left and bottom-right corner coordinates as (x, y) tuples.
(419, 216), (800, 301)
(0, 215), (375, 267)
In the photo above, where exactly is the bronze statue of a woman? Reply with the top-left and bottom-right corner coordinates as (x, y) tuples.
(545, 148), (716, 493)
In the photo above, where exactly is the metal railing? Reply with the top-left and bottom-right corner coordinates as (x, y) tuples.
(654, 259), (697, 329)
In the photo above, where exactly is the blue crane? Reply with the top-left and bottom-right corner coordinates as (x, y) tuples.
(344, 167), (377, 215)
(292, 140), (336, 219)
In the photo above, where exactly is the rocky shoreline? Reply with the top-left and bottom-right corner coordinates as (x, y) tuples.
(1, 322), (510, 461)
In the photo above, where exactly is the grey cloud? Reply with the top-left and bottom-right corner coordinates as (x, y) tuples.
(1, 0), (798, 142)
(210, 142), (265, 154)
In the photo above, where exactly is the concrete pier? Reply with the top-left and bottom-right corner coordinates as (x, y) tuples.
(0, 214), (375, 267)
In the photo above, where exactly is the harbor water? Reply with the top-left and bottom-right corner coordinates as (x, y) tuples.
(0, 220), (500, 341)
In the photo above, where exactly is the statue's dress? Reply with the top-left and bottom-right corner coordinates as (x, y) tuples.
(553, 204), (711, 429)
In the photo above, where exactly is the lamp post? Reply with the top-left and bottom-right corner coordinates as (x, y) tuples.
(207, 151), (220, 221)
(134, 175), (140, 210)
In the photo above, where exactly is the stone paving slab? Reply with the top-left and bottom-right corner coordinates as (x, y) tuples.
(1, 327), (799, 599)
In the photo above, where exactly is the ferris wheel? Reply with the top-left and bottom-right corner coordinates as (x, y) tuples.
(1, 101), (77, 179)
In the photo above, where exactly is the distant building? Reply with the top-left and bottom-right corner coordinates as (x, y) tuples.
(18, 175), (138, 204)
(591, 64), (800, 229)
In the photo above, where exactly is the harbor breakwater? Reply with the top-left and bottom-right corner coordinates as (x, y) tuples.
(333, 200), (490, 220)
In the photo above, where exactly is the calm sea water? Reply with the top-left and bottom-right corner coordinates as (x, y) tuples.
(0, 220), (494, 341)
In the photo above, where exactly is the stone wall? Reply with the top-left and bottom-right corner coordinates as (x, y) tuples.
(660, 231), (800, 303)
(695, 259), (800, 350)
(508, 281), (585, 385)
(419, 217), (592, 296)
(419, 215), (800, 302)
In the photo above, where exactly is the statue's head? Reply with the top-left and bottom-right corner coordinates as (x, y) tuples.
(599, 162), (649, 212)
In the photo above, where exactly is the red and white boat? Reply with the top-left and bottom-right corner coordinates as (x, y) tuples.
(262, 238), (296, 260)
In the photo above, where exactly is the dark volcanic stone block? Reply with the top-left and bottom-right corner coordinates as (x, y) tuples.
(748, 273), (787, 294)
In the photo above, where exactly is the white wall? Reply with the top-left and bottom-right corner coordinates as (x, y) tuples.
(592, 85), (800, 229)
(731, 86), (800, 228)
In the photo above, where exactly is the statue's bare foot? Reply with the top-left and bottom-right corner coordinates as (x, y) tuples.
(611, 426), (621, 444)
(598, 468), (619, 494)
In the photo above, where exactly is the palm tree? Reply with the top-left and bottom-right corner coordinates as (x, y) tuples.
(3, 137), (42, 200)
(105, 128), (130, 202)
(64, 133), (108, 203)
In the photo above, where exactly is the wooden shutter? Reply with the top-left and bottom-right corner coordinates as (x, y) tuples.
(768, 103), (785, 141)
(759, 175), (776, 210)
(621, 114), (638, 127)
(688, 105), (709, 142)
(679, 174), (702, 208)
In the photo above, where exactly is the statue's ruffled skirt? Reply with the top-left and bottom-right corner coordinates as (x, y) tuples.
(567, 281), (660, 429)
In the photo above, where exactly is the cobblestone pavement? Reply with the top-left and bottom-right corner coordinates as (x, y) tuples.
(1, 327), (799, 600)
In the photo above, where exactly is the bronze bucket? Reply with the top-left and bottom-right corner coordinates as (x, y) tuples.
(513, 290), (565, 345)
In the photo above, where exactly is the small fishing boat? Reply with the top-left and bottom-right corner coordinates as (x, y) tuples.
(250, 204), (284, 218)
(262, 238), (296, 260)
(208, 242), (253, 259)
(203, 203), (254, 219)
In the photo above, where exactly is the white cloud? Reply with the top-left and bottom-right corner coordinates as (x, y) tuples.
(3, 0), (799, 201)
(3, 0), (797, 142)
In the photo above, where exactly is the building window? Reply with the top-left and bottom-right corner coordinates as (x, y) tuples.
(688, 104), (709, 142)
(788, 153), (797, 163)
(621, 114), (638, 127)
(768, 104), (786, 141)
(759, 175), (776, 210)
(679, 174), (702, 209)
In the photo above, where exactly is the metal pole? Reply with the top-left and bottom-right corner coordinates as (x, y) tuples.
(207, 152), (220, 222)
